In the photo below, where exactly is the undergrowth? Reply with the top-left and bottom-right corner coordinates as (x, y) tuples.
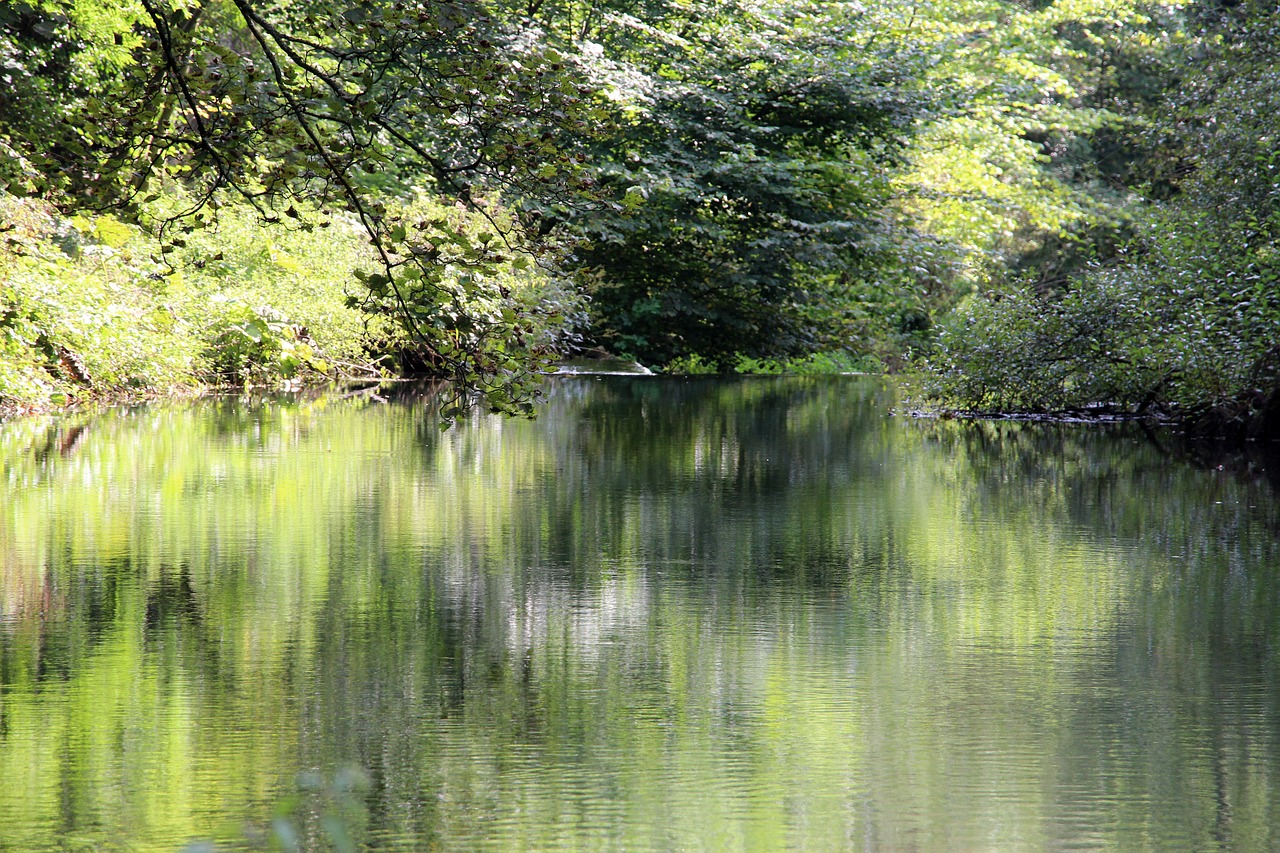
(1, 189), (587, 417)
(663, 350), (884, 376)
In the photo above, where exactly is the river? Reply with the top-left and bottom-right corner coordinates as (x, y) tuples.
(1, 376), (1278, 850)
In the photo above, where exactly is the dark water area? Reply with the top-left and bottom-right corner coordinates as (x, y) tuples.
(1, 376), (1279, 850)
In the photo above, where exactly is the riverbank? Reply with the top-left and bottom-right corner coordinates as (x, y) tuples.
(0, 188), (874, 423)
(913, 401), (1279, 443)
(1, 194), (389, 413)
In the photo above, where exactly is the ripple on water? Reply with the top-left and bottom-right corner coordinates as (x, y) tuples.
(4, 380), (1280, 851)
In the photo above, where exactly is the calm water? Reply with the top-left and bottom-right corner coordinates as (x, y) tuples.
(2, 377), (1279, 851)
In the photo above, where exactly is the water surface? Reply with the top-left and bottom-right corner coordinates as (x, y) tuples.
(2, 377), (1279, 850)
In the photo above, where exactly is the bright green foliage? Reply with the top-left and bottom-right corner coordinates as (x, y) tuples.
(354, 193), (589, 407)
(0, 197), (200, 409)
(664, 350), (880, 376)
(0, 193), (385, 412)
(205, 299), (331, 384)
(148, 196), (399, 372)
(0, 187), (587, 413)
(892, 0), (1177, 275)
(3, 0), (604, 417)
(0, 0), (149, 196)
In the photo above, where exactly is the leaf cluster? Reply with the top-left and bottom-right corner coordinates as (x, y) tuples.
(558, 0), (924, 365)
(4, 0), (607, 417)
(924, 0), (1280, 439)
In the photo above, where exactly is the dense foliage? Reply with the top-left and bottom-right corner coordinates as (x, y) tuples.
(3, 0), (601, 417)
(552, 2), (922, 366)
(1, 0), (1277, 435)
(927, 0), (1280, 437)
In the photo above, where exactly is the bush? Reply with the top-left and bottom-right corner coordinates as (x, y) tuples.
(0, 186), (592, 416)
(0, 192), (389, 413)
(923, 208), (1280, 434)
(151, 195), (395, 375)
(204, 298), (331, 386)
(356, 193), (588, 392)
(0, 196), (200, 412)
(922, 0), (1280, 439)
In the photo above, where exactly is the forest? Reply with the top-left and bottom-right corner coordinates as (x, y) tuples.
(1, 0), (1277, 437)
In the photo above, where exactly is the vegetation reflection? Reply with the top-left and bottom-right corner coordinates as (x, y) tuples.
(1, 378), (1278, 850)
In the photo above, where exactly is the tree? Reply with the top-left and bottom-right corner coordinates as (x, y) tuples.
(923, 0), (1280, 439)
(3, 0), (606, 416)
(545, 1), (924, 366)
(887, 0), (1176, 282)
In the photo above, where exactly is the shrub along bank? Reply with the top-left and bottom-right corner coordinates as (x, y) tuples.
(0, 191), (584, 419)
(0, 193), (378, 417)
(919, 0), (1280, 441)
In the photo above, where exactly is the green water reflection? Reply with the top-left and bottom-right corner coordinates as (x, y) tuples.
(2, 377), (1279, 850)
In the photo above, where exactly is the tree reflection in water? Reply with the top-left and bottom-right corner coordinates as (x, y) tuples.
(1, 377), (1278, 850)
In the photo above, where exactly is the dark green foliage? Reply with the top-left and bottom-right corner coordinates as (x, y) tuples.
(557, 3), (921, 366)
(926, 0), (1280, 439)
